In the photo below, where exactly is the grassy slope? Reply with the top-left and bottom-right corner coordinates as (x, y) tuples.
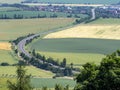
(0, 18), (74, 41)
(27, 0), (119, 4)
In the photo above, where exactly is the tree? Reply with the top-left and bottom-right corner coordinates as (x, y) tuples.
(42, 86), (48, 90)
(74, 51), (120, 90)
(7, 65), (33, 90)
(55, 84), (63, 90)
(61, 58), (67, 67)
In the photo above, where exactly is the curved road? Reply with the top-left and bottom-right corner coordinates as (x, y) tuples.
(91, 8), (96, 20)
(17, 8), (96, 72)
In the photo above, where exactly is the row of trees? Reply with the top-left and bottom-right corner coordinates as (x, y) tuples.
(32, 49), (67, 68)
(0, 14), (58, 19)
(19, 51), (73, 76)
(12, 33), (35, 45)
(0, 13), (86, 19)
(12, 34), (74, 76)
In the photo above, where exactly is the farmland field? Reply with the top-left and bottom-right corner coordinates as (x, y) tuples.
(25, 0), (120, 4)
(44, 19), (120, 40)
(0, 18), (75, 41)
(0, 50), (17, 64)
(28, 38), (120, 65)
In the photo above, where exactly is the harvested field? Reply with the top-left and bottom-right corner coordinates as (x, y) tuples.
(0, 42), (11, 50)
(44, 25), (120, 40)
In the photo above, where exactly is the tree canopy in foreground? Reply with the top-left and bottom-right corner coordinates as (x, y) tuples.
(74, 51), (120, 90)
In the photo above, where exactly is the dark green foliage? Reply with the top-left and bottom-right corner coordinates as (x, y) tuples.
(42, 86), (48, 90)
(7, 65), (33, 90)
(75, 51), (120, 90)
(55, 84), (63, 90)
(1, 62), (10, 66)
(61, 58), (67, 67)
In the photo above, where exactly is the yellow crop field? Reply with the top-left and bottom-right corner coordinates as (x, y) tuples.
(0, 42), (11, 50)
(44, 24), (120, 40)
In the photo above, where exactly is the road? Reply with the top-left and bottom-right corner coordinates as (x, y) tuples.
(17, 9), (96, 73)
(91, 8), (96, 20)
(17, 27), (80, 73)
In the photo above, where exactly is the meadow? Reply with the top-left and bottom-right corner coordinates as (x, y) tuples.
(26, 0), (120, 4)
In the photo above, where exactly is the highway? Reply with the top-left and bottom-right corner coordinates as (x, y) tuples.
(17, 8), (96, 73)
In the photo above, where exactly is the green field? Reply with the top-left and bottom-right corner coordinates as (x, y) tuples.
(29, 38), (120, 54)
(0, 77), (75, 90)
(89, 18), (120, 25)
(0, 50), (18, 64)
(0, 18), (74, 41)
(26, 0), (120, 4)
(28, 38), (120, 65)
(0, 66), (54, 78)
(0, 10), (88, 19)
(31, 78), (76, 88)
(38, 51), (104, 65)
